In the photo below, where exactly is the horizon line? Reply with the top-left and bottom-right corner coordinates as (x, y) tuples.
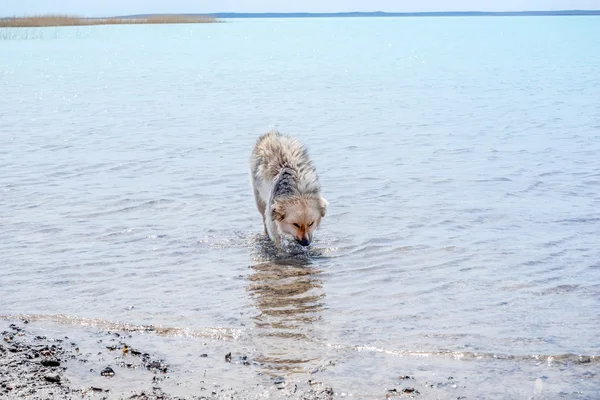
(2, 10), (600, 20)
(128, 9), (599, 14)
(121, 10), (600, 18)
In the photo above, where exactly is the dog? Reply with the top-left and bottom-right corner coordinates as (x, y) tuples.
(250, 129), (328, 248)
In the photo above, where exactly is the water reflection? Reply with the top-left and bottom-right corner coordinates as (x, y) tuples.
(247, 256), (326, 374)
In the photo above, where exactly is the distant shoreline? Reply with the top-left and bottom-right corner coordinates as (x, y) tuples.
(0, 15), (220, 28)
(125, 10), (600, 19)
(1, 10), (598, 28)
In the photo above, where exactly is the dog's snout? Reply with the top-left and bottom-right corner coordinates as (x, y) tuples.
(297, 238), (311, 247)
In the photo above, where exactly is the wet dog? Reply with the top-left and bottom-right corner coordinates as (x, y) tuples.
(250, 129), (328, 248)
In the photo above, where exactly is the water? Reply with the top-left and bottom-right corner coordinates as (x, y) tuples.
(1, 16), (600, 398)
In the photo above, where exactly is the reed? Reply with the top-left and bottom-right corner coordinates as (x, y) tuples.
(0, 14), (220, 28)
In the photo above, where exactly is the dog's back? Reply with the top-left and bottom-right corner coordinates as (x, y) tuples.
(250, 129), (320, 196)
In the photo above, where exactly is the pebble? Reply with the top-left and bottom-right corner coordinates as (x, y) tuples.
(146, 360), (168, 373)
(100, 367), (115, 377)
(273, 376), (286, 388)
(41, 359), (61, 367)
(403, 387), (419, 395)
(44, 374), (61, 383)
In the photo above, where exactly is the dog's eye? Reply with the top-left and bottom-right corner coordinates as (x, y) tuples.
(293, 223), (301, 228)
(308, 222), (314, 227)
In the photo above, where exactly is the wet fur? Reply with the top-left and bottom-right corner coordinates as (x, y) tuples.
(250, 129), (328, 247)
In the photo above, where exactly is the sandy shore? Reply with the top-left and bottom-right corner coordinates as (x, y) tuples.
(5, 317), (593, 398)
(0, 320), (334, 400)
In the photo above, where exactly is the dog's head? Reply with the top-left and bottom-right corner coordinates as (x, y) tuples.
(271, 196), (328, 246)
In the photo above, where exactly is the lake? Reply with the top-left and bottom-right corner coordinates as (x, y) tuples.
(1, 16), (599, 398)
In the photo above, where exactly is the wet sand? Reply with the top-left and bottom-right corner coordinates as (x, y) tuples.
(0, 320), (335, 400)
(3, 317), (599, 399)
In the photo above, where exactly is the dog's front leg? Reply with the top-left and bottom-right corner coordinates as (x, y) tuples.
(265, 215), (278, 242)
(272, 236), (282, 250)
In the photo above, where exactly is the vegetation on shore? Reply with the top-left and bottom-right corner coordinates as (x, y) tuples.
(0, 14), (220, 28)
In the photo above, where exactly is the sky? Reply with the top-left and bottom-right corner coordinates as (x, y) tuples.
(2, 0), (600, 17)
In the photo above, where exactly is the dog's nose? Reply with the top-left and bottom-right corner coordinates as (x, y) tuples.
(297, 239), (311, 247)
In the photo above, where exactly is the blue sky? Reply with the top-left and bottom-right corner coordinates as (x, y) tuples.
(2, 0), (599, 17)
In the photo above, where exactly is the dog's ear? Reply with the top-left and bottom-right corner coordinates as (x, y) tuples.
(271, 201), (286, 221)
(318, 197), (328, 218)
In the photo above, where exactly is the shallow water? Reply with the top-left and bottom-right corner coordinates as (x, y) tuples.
(1, 16), (600, 398)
